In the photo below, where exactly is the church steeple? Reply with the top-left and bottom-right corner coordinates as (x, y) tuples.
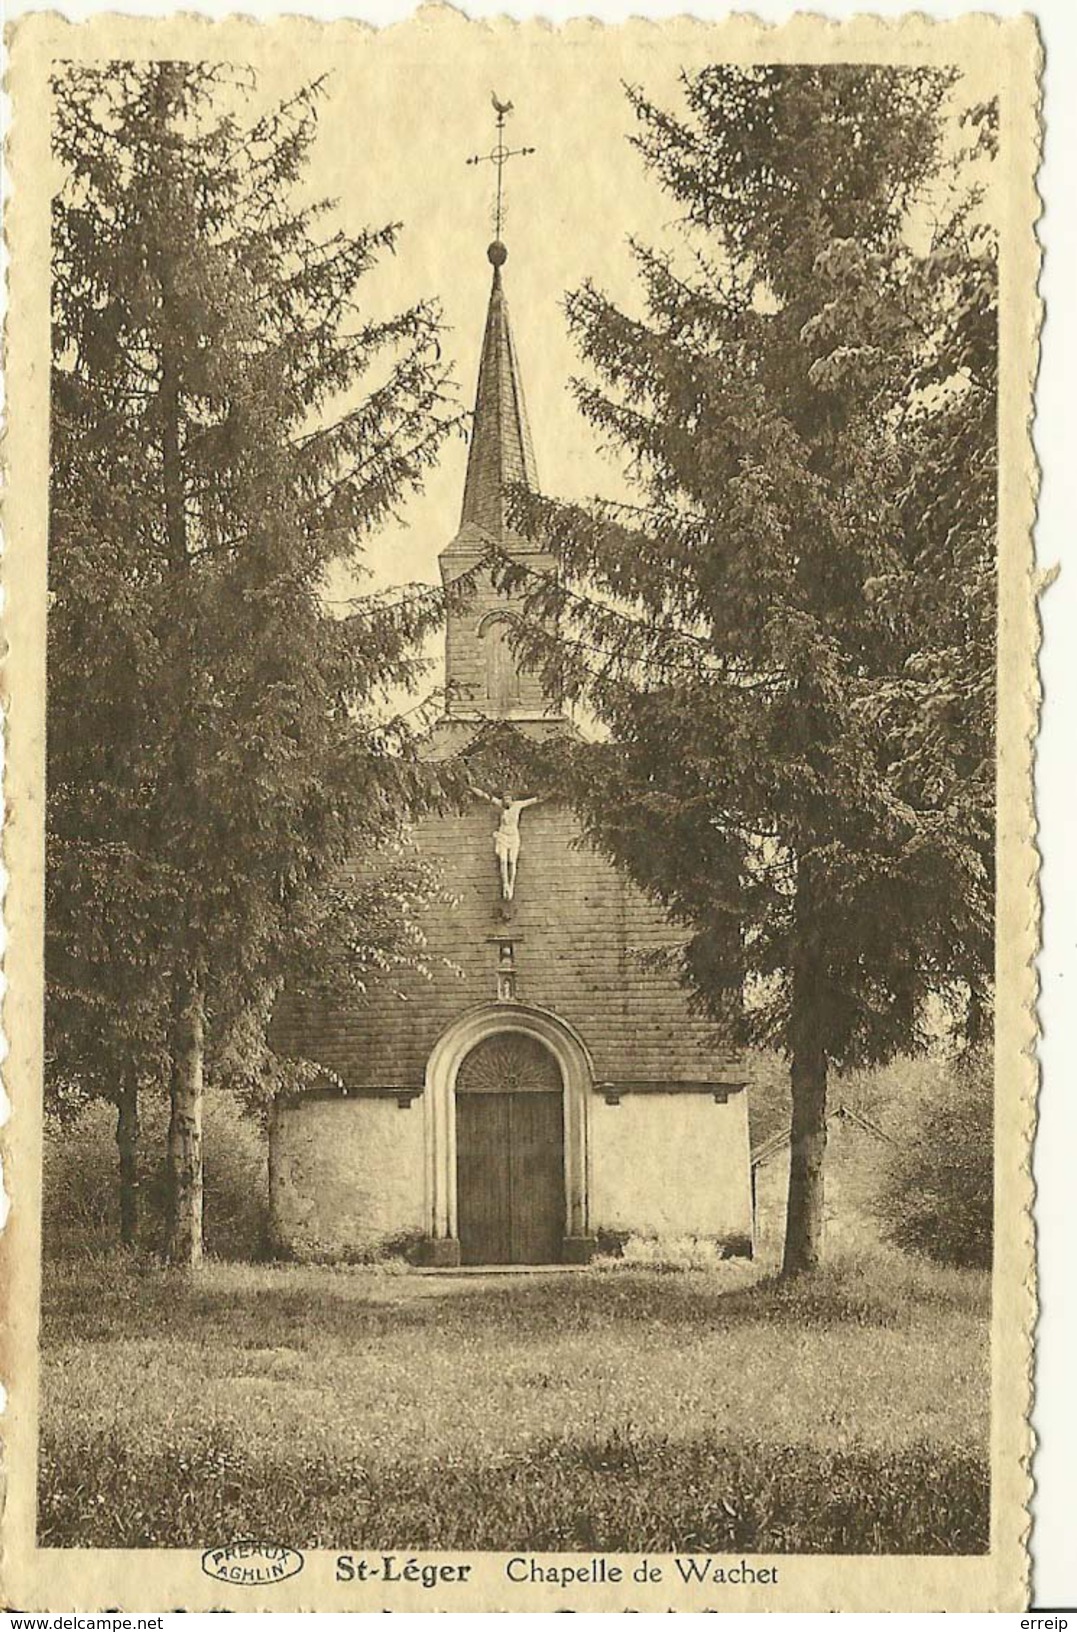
(431, 102), (564, 736)
(458, 242), (539, 542)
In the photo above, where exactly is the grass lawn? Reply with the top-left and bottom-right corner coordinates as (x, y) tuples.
(38, 1249), (990, 1553)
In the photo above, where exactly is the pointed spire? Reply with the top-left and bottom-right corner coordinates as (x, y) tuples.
(459, 242), (539, 542)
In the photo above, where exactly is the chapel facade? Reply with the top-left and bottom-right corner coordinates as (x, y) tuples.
(269, 239), (752, 1265)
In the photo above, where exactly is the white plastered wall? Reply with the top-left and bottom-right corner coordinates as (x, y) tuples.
(589, 1092), (753, 1249)
(271, 1098), (425, 1260)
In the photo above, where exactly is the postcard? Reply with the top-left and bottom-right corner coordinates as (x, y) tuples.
(1, 8), (1041, 1610)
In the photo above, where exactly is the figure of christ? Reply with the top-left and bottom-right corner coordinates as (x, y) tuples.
(469, 784), (542, 900)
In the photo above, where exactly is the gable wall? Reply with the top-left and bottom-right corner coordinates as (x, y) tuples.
(273, 798), (741, 1090)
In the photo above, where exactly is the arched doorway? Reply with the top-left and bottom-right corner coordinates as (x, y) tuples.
(423, 1002), (593, 1264)
(456, 1033), (565, 1264)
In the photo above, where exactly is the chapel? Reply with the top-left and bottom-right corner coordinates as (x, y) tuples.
(269, 234), (752, 1265)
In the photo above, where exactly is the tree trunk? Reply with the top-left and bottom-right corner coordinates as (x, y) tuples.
(165, 970), (205, 1266)
(160, 338), (187, 575)
(115, 1073), (140, 1248)
(781, 860), (829, 1277)
(781, 1025), (829, 1276)
(157, 198), (206, 1268)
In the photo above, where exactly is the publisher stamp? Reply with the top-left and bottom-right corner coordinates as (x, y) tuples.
(201, 1543), (305, 1586)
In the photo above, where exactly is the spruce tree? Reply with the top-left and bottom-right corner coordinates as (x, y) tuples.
(49, 62), (456, 1261)
(506, 66), (996, 1272)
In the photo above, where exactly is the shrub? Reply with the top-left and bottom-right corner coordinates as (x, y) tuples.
(872, 1051), (993, 1269)
(593, 1233), (752, 1274)
(42, 1087), (269, 1261)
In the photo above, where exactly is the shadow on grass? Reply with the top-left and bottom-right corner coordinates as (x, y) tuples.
(42, 1252), (984, 1352)
(38, 1422), (989, 1555)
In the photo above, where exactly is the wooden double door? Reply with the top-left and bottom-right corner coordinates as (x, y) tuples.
(456, 1034), (565, 1265)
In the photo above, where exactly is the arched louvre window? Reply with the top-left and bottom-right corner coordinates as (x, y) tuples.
(481, 614), (522, 709)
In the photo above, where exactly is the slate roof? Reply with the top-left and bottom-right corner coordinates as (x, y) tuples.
(455, 252), (540, 548)
(751, 1103), (894, 1168)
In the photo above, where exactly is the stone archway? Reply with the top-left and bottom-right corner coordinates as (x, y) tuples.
(423, 1002), (594, 1264)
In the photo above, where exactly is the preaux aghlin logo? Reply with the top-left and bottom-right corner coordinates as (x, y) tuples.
(201, 1541), (305, 1586)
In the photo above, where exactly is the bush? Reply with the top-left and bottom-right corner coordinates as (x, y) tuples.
(42, 1086), (269, 1261)
(873, 1051), (993, 1269)
(593, 1233), (752, 1273)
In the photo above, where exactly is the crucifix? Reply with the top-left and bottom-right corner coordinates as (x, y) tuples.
(466, 93), (535, 245)
(469, 782), (543, 903)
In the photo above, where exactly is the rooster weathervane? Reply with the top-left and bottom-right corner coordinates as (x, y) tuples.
(466, 93), (535, 243)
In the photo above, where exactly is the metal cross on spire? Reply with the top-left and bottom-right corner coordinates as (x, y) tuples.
(466, 94), (535, 245)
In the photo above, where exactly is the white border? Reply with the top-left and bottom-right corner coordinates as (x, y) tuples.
(2, 0), (1072, 1612)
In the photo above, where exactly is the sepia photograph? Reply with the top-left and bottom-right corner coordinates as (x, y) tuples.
(1, 7), (1041, 1612)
